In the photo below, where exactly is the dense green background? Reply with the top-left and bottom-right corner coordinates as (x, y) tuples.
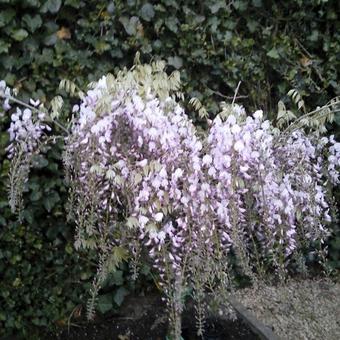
(0, 0), (339, 337)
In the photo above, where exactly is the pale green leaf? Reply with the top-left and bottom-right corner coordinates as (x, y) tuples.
(114, 287), (128, 306)
(140, 3), (155, 22)
(266, 48), (280, 59)
(11, 29), (29, 41)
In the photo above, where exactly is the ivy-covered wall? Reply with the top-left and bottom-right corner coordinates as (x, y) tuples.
(0, 0), (339, 337)
(1, 0), (339, 112)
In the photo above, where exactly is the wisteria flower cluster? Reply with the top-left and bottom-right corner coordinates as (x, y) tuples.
(7, 102), (49, 156)
(2, 61), (339, 339)
(64, 71), (217, 336)
(0, 80), (13, 113)
(1, 81), (51, 214)
(206, 108), (338, 281)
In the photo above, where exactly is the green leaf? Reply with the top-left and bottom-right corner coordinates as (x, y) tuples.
(112, 246), (129, 266)
(0, 215), (6, 226)
(112, 270), (124, 286)
(266, 48), (280, 59)
(252, 0), (262, 6)
(43, 191), (60, 212)
(40, 0), (62, 14)
(165, 17), (179, 33)
(107, 2), (115, 13)
(43, 33), (57, 46)
(126, 216), (138, 229)
(22, 14), (43, 33)
(209, 1), (225, 14)
(31, 155), (49, 168)
(23, 0), (41, 6)
(95, 40), (110, 54)
(119, 16), (140, 36)
(233, 0), (248, 11)
(22, 209), (34, 224)
(65, 243), (73, 254)
(308, 30), (319, 42)
(0, 40), (10, 54)
(167, 56), (183, 69)
(11, 29), (29, 41)
(139, 3), (155, 21)
(140, 264), (151, 275)
(97, 293), (113, 314)
(36, 47), (54, 63)
(29, 190), (42, 202)
(113, 287), (128, 306)
(65, 0), (83, 7)
(46, 225), (61, 240)
(80, 271), (92, 280)
(246, 20), (258, 33)
(0, 9), (15, 27)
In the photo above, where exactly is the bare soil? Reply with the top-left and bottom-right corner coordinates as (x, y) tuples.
(50, 294), (259, 340)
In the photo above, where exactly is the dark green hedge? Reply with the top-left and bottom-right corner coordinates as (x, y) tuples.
(0, 0), (339, 337)
(1, 0), (340, 112)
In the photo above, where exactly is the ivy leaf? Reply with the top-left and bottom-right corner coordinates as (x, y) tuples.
(0, 40), (10, 54)
(31, 155), (48, 168)
(167, 56), (183, 69)
(65, 0), (82, 7)
(107, 2), (115, 13)
(22, 209), (34, 224)
(246, 20), (258, 33)
(266, 48), (280, 59)
(112, 270), (124, 286)
(40, 0), (62, 14)
(95, 40), (110, 54)
(0, 9), (15, 27)
(233, 0), (248, 11)
(0, 215), (6, 226)
(22, 14), (42, 33)
(119, 16), (140, 36)
(23, 0), (41, 6)
(139, 3), (155, 22)
(43, 191), (60, 212)
(97, 293), (113, 314)
(165, 17), (179, 33)
(11, 29), (29, 41)
(29, 190), (42, 202)
(43, 33), (57, 46)
(252, 0), (262, 7)
(113, 287), (129, 306)
(209, 1), (225, 14)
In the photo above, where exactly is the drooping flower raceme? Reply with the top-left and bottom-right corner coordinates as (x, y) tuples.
(205, 106), (339, 278)
(7, 105), (49, 158)
(0, 80), (12, 113)
(64, 75), (218, 337)
(3, 84), (50, 214)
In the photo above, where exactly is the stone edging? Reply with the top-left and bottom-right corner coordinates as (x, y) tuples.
(226, 296), (282, 340)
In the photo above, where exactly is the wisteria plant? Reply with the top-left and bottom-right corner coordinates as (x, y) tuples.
(1, 59), (339, 339)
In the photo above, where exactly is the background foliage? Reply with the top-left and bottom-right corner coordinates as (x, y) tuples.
(0, 0), (339, 337)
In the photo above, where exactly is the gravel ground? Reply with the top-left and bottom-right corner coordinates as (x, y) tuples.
(234, 278), (340, 340)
